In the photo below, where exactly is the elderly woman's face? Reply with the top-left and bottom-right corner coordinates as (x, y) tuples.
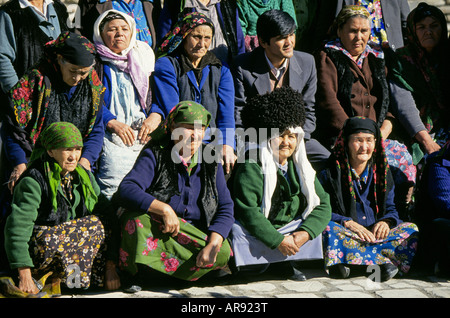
(101, 18), (132, 54)
(57, 55), (92, 86)
(183, 25), (213, 67)
(338, 16), (371, 58)
(171, 123), (206, 157)
(270, 130), (298, 165)
(47, 146), (82, 175)
(347, 132), (376, 167)
(415, 16), (442, 53)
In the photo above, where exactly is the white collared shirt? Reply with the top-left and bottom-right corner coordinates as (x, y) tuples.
(19, 0), (54, 20)
(264, 52), (288, 80)
(275, 161), (288, 175)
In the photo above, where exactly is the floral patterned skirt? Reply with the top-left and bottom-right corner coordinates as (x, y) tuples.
(323, 221), (419, 274)
(30, 215), (106, 289)
(119, 211), (232, 282)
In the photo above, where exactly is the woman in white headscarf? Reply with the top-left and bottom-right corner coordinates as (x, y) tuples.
(92, 10), (161, 200)
(229, 87), (331, 280)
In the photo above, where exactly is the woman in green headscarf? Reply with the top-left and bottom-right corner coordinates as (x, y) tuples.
(114, 101), (234, 286)
(4, 122), (108, 296)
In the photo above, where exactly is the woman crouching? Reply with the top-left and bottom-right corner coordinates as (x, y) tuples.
(4, 122), (109, 295)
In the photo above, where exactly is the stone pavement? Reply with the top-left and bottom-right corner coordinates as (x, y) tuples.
(60, 263), (450, 299)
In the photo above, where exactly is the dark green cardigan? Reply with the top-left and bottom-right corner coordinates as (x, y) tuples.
(230, 157), (331, 249)
(4, 172), (100, 269)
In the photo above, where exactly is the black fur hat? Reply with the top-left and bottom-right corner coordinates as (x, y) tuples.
(241, 86), (306, 139)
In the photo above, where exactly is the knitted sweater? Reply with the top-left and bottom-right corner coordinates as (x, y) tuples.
(230, 157), (331, 249)
(236, 0), (297, 37)
(4, 169), (100, 269)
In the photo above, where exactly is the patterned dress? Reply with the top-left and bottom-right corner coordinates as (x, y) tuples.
(323, 221), (418, 274)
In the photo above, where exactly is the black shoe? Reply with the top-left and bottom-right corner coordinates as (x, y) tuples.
(123, 284), (142, 293)
(380, 264), (399, 282)
(328, 264), (350, 279)
(290, 267), (307, 281)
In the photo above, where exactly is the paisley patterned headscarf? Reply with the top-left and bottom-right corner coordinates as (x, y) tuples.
(30, 122), (98, 213)
(157, 11), (215, 58)
(149, 100), (211, 148)
(332, 117), (388, 215)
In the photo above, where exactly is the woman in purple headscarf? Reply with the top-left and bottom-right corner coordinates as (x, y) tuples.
(92, 10), (161, 200)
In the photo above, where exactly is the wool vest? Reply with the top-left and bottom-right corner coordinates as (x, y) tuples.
(166, 55), (221, 129)
(323, 47), (390, 128)
(145, 143), (219, 229)
(19, 159), (92, 227)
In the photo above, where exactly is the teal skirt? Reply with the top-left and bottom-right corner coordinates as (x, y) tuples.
(119, 211), (232, 281)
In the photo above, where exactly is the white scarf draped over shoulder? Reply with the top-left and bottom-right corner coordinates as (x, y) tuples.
(92, 9), (154, 110)
(255, 126), (321, 219)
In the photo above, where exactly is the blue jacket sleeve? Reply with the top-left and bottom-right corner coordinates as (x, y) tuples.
(207, 162), (235, 239)
(81, 106), (105, 167)
(150, 57), (180, 118)
(216, 65), (236, 149)
(101, 64), (116, 127)
(1, 124), (27, 166)
(0, 11), (19, 93)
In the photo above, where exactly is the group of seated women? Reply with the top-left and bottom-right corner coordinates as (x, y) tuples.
(0, 2), (449, 297)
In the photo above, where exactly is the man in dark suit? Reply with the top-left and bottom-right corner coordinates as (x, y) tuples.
(231, 9), (329, 169)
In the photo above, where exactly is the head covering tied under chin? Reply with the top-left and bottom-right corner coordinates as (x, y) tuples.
(93, 9), (155, 110)
(30, 122), (97, 213)
(240, 86), (320, 219)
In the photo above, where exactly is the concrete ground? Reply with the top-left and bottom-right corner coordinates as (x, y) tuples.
(60, 261), (450, 299)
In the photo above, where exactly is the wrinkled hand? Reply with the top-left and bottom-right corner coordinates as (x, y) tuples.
(149, 200), (180, 237)
(372, 221), (390, 240)
(415, 130), (441, 155)
(222, 144), (237, 175)
(107, 119), (136, 146)
(138, 113), (162, 144)
(8, 163), (27, 194)
(196, 232), (223, 268)
(423, 139), (441, 155)
(344, 220), (376, 243)
(380, 119), (393, 140)
(104, 260), (121, 291)
(277, 235), (300, 256)
(17, 267), (39, 294)
(78, 158), (91, 171)
(292, 230), (311, 249)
